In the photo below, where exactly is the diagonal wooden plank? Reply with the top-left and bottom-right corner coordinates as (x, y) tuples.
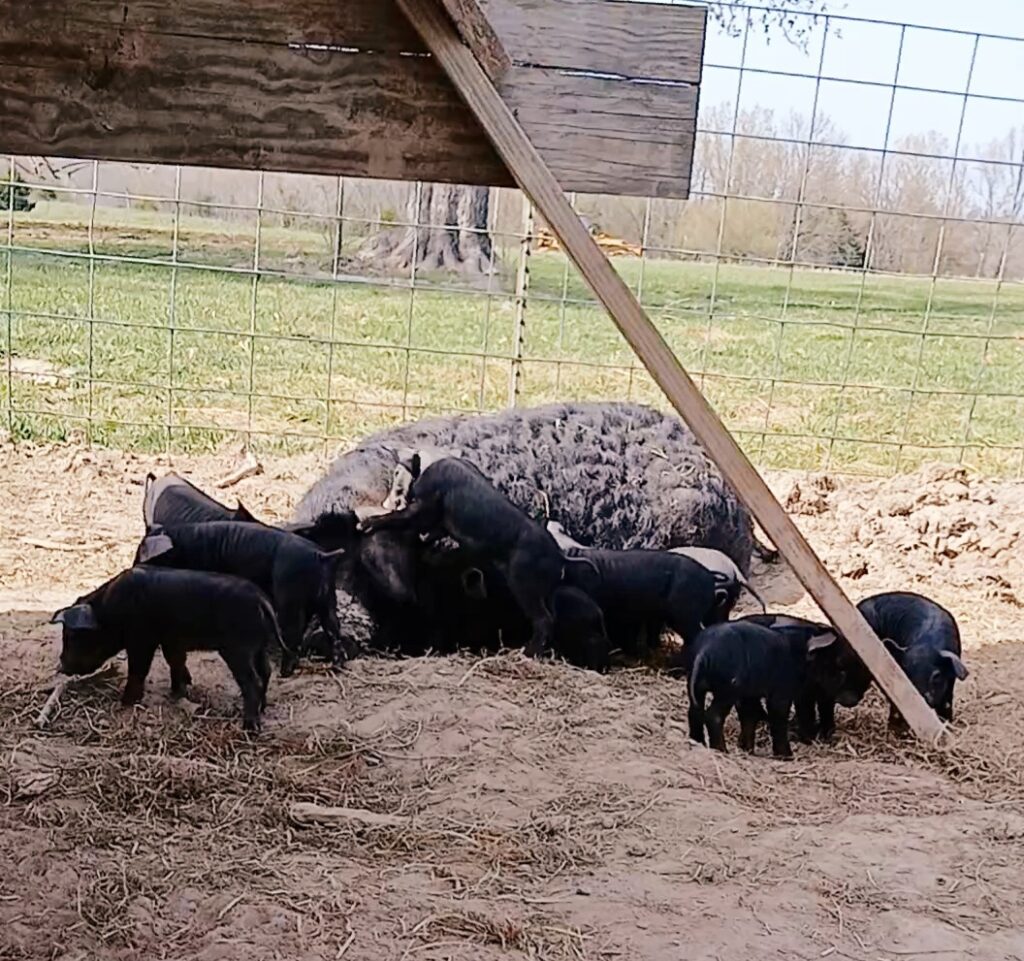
(395, 0), (947, 745)
(438, 0), (512, 81)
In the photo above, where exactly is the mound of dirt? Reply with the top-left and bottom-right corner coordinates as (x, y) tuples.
(769, 465), (1024, 619)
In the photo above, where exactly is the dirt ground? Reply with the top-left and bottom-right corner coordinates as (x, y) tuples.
(1, 443), (1023, 961)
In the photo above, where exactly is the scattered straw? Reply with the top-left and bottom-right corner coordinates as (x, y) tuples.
(35, 664), (120, 728)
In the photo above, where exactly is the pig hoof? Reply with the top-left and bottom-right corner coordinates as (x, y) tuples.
(329, 651), (353, 672)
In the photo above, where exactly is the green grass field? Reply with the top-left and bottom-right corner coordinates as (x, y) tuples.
(2, 202), (1023, 475)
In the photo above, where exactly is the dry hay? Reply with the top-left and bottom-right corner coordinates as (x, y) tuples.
(403, 908), (592, 959)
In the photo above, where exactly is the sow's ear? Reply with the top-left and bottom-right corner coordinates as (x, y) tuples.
(136, 531), (174, 563)
(940, 650), (969, 680)
(51, 603), (99, 630)
(234, 501), (258, 523)
(394, 447), (424, 479)
(806, 630), (838, 653)
(287, 511), (359, 549)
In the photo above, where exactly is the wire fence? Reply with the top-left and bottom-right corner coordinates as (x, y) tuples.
(2, 1), (1023, 477)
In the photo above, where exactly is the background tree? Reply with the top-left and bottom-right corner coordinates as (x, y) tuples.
(0, 174), (35, 213)
(708, 0), (838, 48)
(361, 1), (839, 277)
(360, 182), (493, 276)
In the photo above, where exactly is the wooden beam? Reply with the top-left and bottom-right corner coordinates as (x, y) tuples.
(0, 0), (701, 197)
(395, 0), (947, 745)
(500, 68), (695, 198)
(439, 0), (512, 82)
(4, 0), (705, 85)
(481, 0), (706, 84)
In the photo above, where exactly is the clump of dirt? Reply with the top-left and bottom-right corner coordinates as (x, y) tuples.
(1, 444), (1024, 961)
(769, 464), (1024, 625)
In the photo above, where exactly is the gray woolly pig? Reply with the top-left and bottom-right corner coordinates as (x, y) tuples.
(293, 402), (754, 652)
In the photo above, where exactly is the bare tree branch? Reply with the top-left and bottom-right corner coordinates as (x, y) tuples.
(707, 1), (843, 50)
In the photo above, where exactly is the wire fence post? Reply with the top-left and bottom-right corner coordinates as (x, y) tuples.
(4, 156), (14, 438)
(322, 174), (347, 454)
(508, 193), (533, 408)
(244, 171), (266, 449)
(84, 160), (98, 446)
(166, 165), (183, 452)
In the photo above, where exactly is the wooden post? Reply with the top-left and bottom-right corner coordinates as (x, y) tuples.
(437, 0), (512, 81)
(397, 0), (947, 745)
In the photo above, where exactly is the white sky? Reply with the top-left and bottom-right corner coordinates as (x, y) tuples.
(696, 0), (1024, 155)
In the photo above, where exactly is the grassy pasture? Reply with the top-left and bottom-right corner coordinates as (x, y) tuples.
(2, 201), (1023, 475)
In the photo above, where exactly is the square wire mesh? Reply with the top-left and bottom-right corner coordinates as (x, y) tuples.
(1, 2), (1022, 476)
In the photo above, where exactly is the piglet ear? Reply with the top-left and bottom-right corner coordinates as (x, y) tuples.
(51, 603), (98, 630)
(940, 650), (969, 680)
(806, 631), (838, 653)
(234, 501), (258, 523)
(136, 532), (174, 563)
(410, 452), (422, 479)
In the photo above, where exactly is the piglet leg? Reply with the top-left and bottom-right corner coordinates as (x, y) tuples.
(705, 694), (734, 753)
(122, 643), (158, 706)
(766, 696), (794, 758)
(221, 649), (264, 734)
(161, 642), (193, 698)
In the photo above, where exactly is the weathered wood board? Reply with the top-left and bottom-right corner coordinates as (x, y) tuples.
(0, 0), (704, 197)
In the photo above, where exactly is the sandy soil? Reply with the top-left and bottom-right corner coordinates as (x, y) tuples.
(1, 443), (1023, 961)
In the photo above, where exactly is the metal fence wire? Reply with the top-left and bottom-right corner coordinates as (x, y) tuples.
(2, 1), (1023, 477)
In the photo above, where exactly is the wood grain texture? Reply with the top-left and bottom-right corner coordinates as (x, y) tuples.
(0, 25), (508, 185)
(397, 0), (946, 745)
(501, 68), (695, 198)
(3, 0), (704, 82)
(439, 0), (512, 81)
(481, 0), (706, 83)
(0, 0), (701, 196)
(0, 0), (426, 51)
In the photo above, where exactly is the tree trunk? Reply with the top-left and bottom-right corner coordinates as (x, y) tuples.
(360, 183), (495, 276)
